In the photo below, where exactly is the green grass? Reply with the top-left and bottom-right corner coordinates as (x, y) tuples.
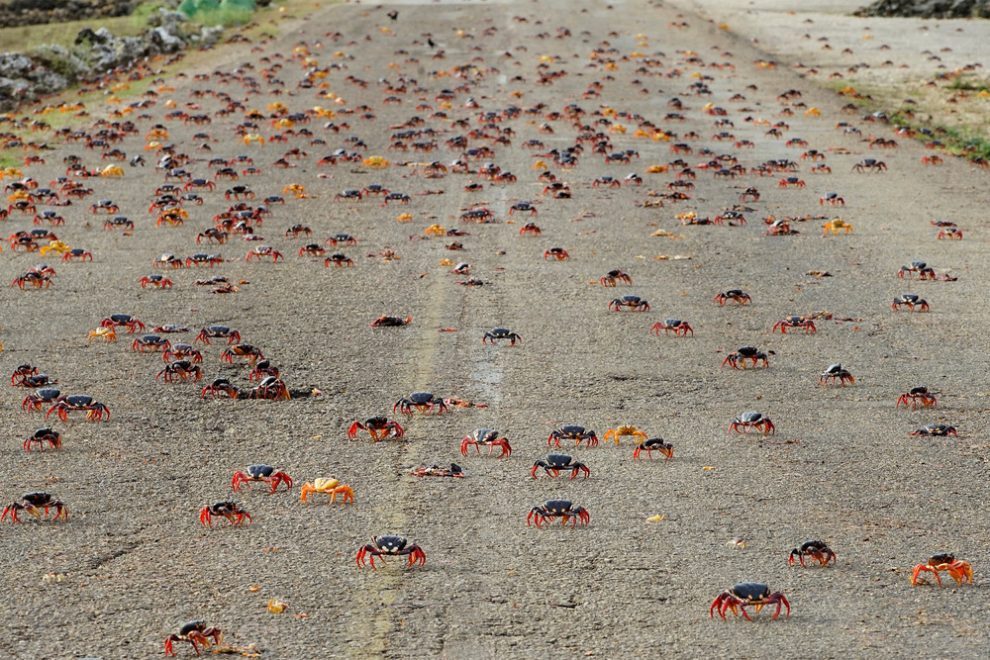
(0, 151), (20, 169)
(0, 10), (151, 51)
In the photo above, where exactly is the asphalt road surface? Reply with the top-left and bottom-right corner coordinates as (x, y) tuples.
(1, 0), (988, 658)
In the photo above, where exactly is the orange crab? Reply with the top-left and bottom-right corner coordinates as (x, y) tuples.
(603, 425), (649, 445)
(300, 478), (354, 504)
(911, 554), (973, 587)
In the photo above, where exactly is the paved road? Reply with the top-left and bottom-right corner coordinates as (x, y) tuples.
(1, 0), (988, 657)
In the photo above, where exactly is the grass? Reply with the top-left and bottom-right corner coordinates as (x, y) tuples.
(0, 11), (151, 51)
(830, 76), (990, 164)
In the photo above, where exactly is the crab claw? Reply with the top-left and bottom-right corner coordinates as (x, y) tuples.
(198, 507), (212, 527)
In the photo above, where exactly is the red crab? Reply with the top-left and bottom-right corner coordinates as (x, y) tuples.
(221, 344), (265, 365)
(394, 391), (448, 415)
(460, 428), (512, 458)
(1, 492), (68, 523)
(100, 314), (146, 333)
(710, 583), (789, 621)
(599, 269), (632, 287)
(46, 394), (110, 421)
(231, 464), (293, 493)
(543, 247), (569, 260)
(713, 289), (751, 305)
(789, 540), (836, 567)
(195, 325), (241, 345)
(729, 411), (775, 435)
(356, 535), (426, 569)
(164, 621), (223, 657)
(632, 437), (674, 460)
(199, 501), (251, 527)
(897, 386), (937, 409)
(348, 416), (405, 441)
(650, 319), (693, 336)
(527, 500), (590, 528)
(23, 428), (61, 451)
(772, 315), (816, 334)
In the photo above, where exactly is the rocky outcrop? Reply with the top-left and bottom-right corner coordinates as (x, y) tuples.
(856, 0), (990, 17)
(0, 0), (138, 29)
(0, 10), (221, 110)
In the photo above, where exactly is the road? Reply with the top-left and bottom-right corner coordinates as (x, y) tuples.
(1, 0), (988, 657)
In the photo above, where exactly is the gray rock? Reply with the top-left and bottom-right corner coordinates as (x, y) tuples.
(0, 52), (34, 77)
(148, 26), (185, 53)
(855, 0), (990, 17)
(195, 25), (224, 47)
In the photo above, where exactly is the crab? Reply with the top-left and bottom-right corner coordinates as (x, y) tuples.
(101, 313), (146, 334)
(853, 159), (887, 173)
(632, 436), (674, 460)
(459, 428), (512, 458)
(604, 425), (649, 444)
(897, 261), (935, 280)
(911, 554), (973, 587)
(394, 391), (448, 416)
(543, 247), (570, 261)
(482, 327), (522, 346)
(10, 271), (54, 289)
(13, 372), (56, 388)
(729, 411), (775, 435)
(789, 540), (836, 567)
(22, 387), (61, 412)
(530, 453), (590, 479)
(371, 315), (412, 328)
(509, 201), (537, 216)
(10, 364), (39, 385)
(200, 378), (240, 399)
(713, 289), (751, 305)
(891, 293), (929, 312)
(910, 423), (957, 437)
(740, 187), (760, 202)
(936, 226), (963, 240)
(599, 269), (632, 287)
(300, 477), (355, 504)
(527, 500), (590, 528)
(335, 189), (363, 201)
(822, 219), (853, 236)
(710, 583), (790, 621)
(1, 492), (68, 523)
(298, 243), (327, 258)
(231, 464), (293, 493)
(325, 253), (355, 268)
(356, 535), (426, 569)
(46, 394), (110, 421)
(221, 344), (265, 365)
(199, 501), (251, 527)
(348, 416), (405, 441)
(777, 177), (805, 188)
(819, 192), (845, 206)
(722, 346), (772, 369)
(23, 427), (61, 451)
(156, 360), (203, 383)
(246, 245), (283, 262)
(820, 363), (855, 386)
(548, 425), (599, 448)
(897, 386), (938, 409)
(164, 621), (223, 657)
(195, 325), (241, 345)
(185, 254), (224, 268)
(224, 186), (255, 200)
(139, 274), (173, 289)
(196, 228), (228, 244)
(163, 343), (203, 364)
(132, 335), (171, 353)
(327, 232), (358, 247)
(765, 219), (798, 236)
(244, 376), (290, 400)
(772, 315), (816, 334)
(609, 295), (650, 312)
(650, 319), (693, 336)
(411, 464), (464, 478)
(518, 222), (542, 236)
